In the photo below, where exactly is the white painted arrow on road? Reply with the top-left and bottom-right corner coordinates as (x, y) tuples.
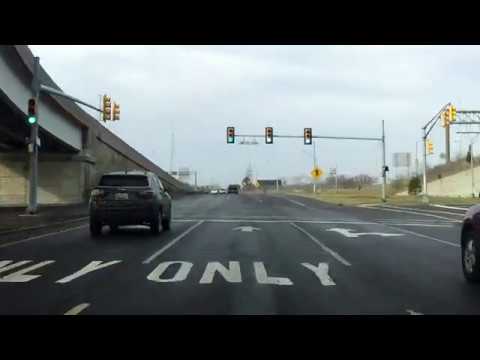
(232, 226), (261, 233)
(326, 228), (404, 238)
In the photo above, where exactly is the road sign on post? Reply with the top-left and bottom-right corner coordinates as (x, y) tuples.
(310, 167), (323, 180)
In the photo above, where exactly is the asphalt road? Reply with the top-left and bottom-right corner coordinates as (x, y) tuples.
(0, 192), (478, 315)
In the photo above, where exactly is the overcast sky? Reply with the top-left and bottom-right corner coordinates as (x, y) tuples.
(29, 45), (480, 186)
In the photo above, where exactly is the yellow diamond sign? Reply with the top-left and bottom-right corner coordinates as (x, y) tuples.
(310, 167), (323, 179)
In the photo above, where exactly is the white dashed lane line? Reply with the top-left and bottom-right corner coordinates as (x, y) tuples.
(64, 303), (90, 315)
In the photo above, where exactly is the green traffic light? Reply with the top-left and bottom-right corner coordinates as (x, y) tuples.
(28, 116), (37, 125)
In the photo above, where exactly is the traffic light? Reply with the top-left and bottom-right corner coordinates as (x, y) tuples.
(304, 128), (312, 145)
(450, 105), (457, 122)
(265, 127), (273, 144)
(227, 126), (235, 144)
(426, 139), (434, 155)
(102, 95), (112, 122)
(442, 108), (451, 127)
(27, 98), (37, 125)
(113, 102), (120, 121)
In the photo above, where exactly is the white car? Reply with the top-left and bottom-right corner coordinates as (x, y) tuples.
(210, 189), (219, 194)
(219, 189), (227, 194)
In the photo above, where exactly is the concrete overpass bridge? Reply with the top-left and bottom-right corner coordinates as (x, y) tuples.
(0, 45), (192, 206)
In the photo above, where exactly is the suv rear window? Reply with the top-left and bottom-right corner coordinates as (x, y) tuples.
(99, 175), (149, 187)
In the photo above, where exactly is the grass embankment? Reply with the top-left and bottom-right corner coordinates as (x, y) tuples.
(282, 187), (480, 207)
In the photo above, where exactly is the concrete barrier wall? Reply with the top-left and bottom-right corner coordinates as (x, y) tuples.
(0, 155), (85, 206)
(427, 166), (480, 198)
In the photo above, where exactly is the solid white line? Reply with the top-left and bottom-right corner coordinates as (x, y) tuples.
(290, 222), (351, 266)
(358, 205), (461, 222)
(0, 224), (88, 249)
(381, 224), (460, 248)
(378, 223), (453, 228)
(143, 221), (204, 264)
(172, 219), (377, 225)
(379, 204), (465, 217)
(431, 204), (469, 211)
(282, 197), (307, 207)
(64, 303), (90, 315)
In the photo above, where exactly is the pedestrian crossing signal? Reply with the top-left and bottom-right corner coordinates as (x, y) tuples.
(227, 127), (235, 144)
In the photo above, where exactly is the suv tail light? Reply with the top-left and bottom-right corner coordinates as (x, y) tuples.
(91, 189), (105, 198)
(139, 190), (154, 199)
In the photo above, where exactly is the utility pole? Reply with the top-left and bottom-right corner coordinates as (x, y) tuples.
(335, 166), (338, 193)
(26, 56), (40, 214)
(415, 141), (419, 176)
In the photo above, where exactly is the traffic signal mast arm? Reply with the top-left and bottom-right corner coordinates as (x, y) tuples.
(423, 102), (451, 138)
(40, 84), (103, 113)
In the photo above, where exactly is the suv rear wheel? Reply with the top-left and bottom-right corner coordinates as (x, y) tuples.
(150, 210), (161, 235)
(90, 218), (102, 237)
(462, 229), (480, 282)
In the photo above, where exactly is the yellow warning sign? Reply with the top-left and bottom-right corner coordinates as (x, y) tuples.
(310, 167), (323, 179)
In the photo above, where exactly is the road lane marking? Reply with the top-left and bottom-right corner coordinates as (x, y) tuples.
(56, 260), (122, 284)
(64, 303), (90, 315)
(301, 262), (335, 286)
(406, 309), (423, 315)
(0, 260), (33, 274)
(290, 223), (352, 266)
(282, 197), (307, 208)
(357, 205), (461, 222)
(431, 204), (469, 211)
(381, 224), (460, 248)
(147, 261), (193, 282)
(199, 261), (242, 284)
(253, 262), (293, 285)
(232, 226), (261, 232)
(0, 260), (55, 282)
(326, 228), (404, 238)
(173, 219), (377, 225)
(378, 223), (453, 228)
(380, 204), (465, 217)
(143, 221), (204, 264)
(0, 224), (88, 249)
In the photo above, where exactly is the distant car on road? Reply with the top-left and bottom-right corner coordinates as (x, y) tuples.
(228, 185), (241, 194)
(89, 171), (172, 237)
(461, 204), (480, 282)
(210, 189), (219, 194)
(219, 189), (227, 194)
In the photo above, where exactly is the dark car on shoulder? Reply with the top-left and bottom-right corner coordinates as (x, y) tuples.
(461, 204), (480, 282)
(89, 171), (172, 237)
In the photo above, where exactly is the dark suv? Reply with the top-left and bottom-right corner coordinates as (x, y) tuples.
(228, 184), (241, 194)
(89, 171), (172, 237)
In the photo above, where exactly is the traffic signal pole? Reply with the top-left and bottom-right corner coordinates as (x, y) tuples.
(445, 123), (451, 163)
(381, 120), (386, 202)
(26, 57), (40, 214)
(25, 56), (108, 214)
(233, 121), (388, 201)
